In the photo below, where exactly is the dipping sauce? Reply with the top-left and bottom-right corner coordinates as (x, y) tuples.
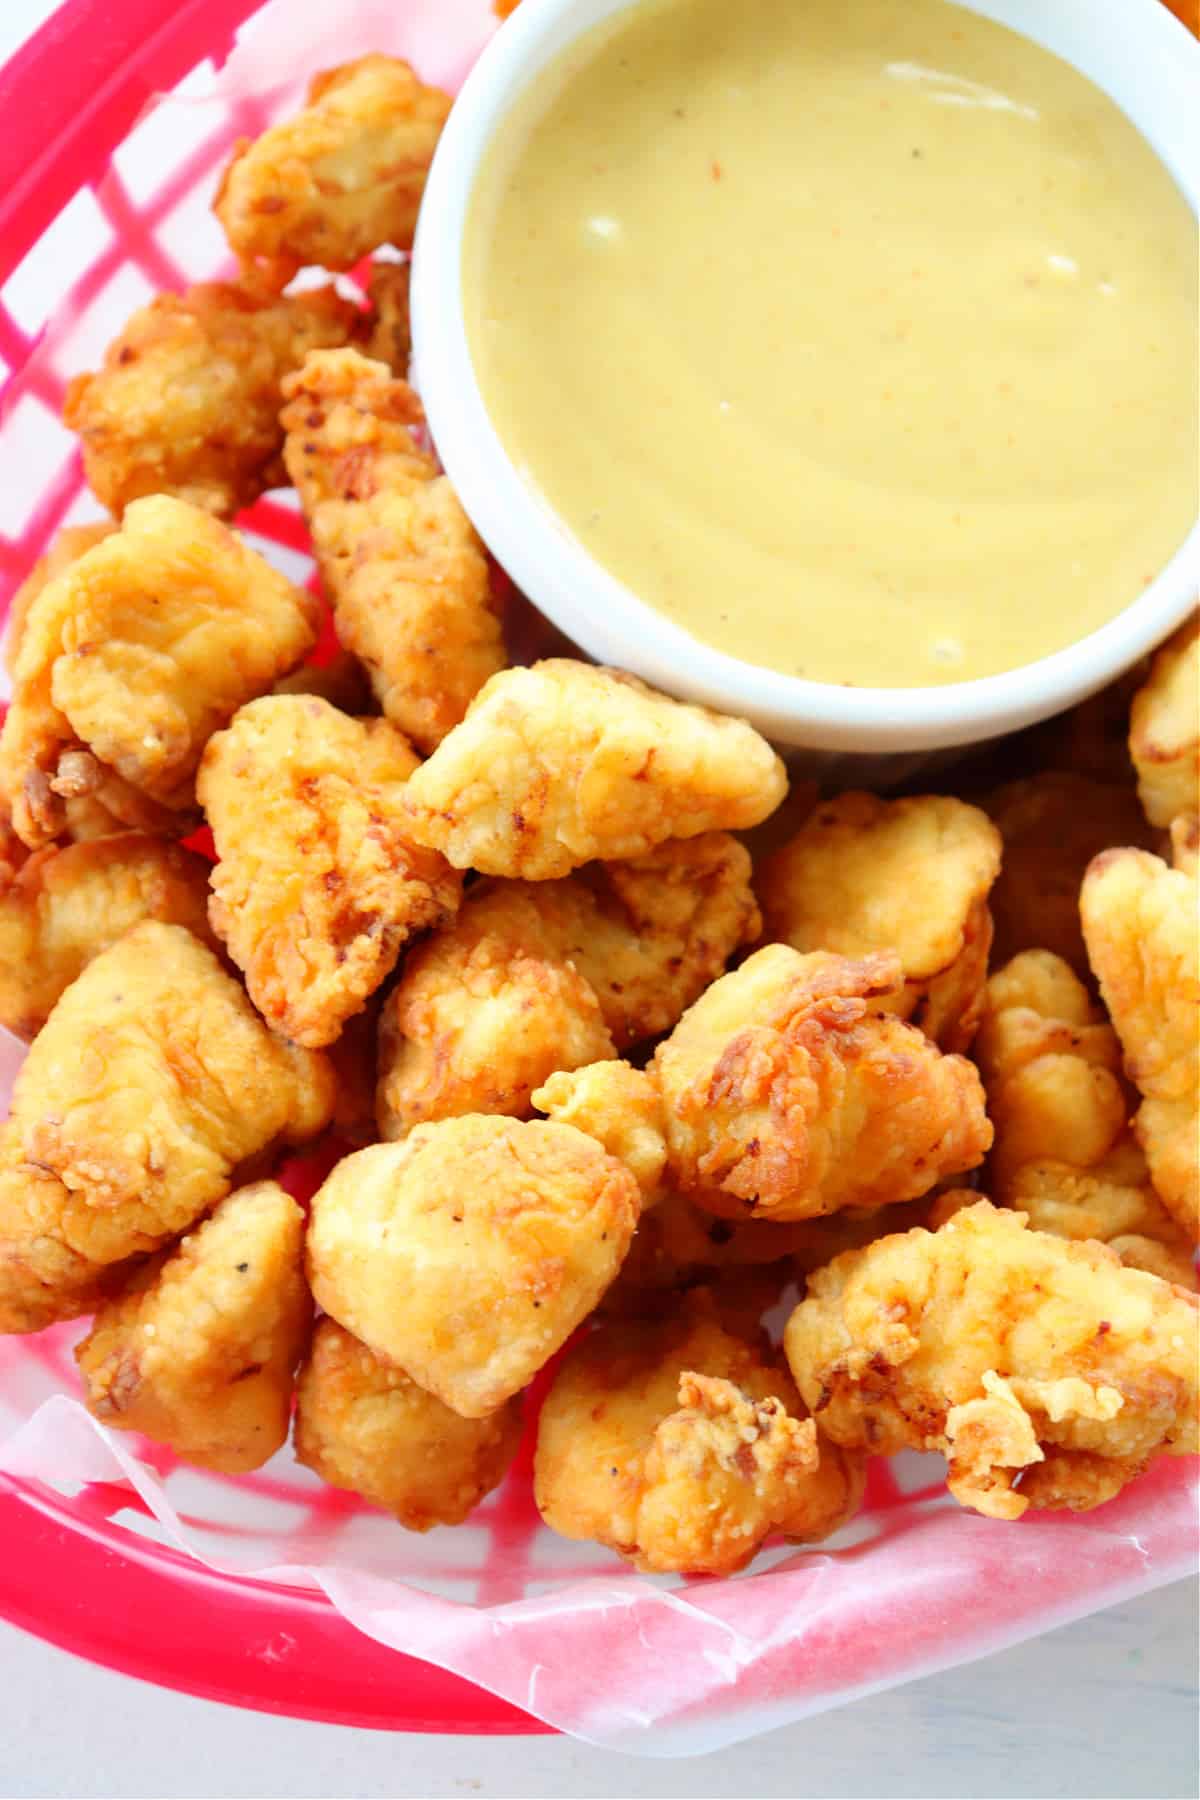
(464, 0), (1198, 687)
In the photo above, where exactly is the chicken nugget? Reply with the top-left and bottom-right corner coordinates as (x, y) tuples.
(0, 832), (214, 1039)
(281, 348), (504, 753)
(652, 944), (991, 1222)
(400, 660), (788, 879)
(533, 1061), (668, 1202)
(535, 1301), (864, 1574)
(0, 497), (321, 849)
(783, 1200), (1198, 1518)
(270, 648), (374, 715)
(1082, 848), (1200, 1242)
(294, 1318), (522, 1528)
(0, 921), (333, 1333)
(377, 834), (758, 1136)
(1129, 614), (1199, 832)
(199, 696), (461, 1047)
(362, 259), (412, 375)
(758, 792), (1001, 1051)
(214, 56), (452, 286)
(5, 522), (115, 677)
(74, 1181), (310, 1472)
(307, 1117), (640, 1417)
(62, 282), (358, 519)
(985, 771), (1154, 978)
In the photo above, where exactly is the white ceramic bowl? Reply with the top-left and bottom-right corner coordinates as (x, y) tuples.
(412, 0), (1200, 761)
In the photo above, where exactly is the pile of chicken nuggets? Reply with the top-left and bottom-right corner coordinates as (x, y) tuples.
(0, 54), (1195, 1578)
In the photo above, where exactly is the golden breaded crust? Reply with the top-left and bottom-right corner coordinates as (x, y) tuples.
(0, 497), (321, 848)
(294, 1319), (522, 1528)
(1129, 614), (1199, 832)
(281, 349), (504, 753)
(307, 1117), (640, 1417)
(1082, 848), (1200, 1242)
(4, 523), (115, 678)
(199, 696), (461, 1047)
(214, 56), (452, 285)
(270, 648), (374, 715)
(0, 832), (214, 1039)
(75, 1181), (311, 1472)
(653, 944), (992, 1221)
(62, 282), (358, 518)
(362, 260), (412, 374)
(533, 1062), (667, 1203)
(400, 660), (788, 879)
(783, 1200), (1198, 1519)
(534, 1305), (864, 1573)
(758, 792), (1001, 1051)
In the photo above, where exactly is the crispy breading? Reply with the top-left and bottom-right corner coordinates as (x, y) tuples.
(0, 921), (332, 1333)
(783, 1200), (1198, 1518)
(0, 497), (321, 848)
(62, 282), (358, 519)
(215, 57), (451, 285)
(1129, 614), (1199, 831)
(294, 1319), (522, 1528)
(307, 1117), (640, 1417)
(362, 259), (412, 374)
(0, 832), (214, 1039)
(199, 696), (461, 1047)
(377, 834), (758, 1136)
(271, 648), (374, 714)
(1082, 848), (1200, 1242)
(1171, 811), (1199, 878)
(533, 1062), (668, 1202)
(652, 944), (991, 1222)
(985, 771), (1154, 978)
(4, 523), (115, 678)
(400, 660), (788, 879)
(757, 792), (1000, 1050)
(534, 1304), (864, 1573)
(75, 1181), (310, 1472)
(281, 348), (504, 753)
(976, 950), (1194, 1284)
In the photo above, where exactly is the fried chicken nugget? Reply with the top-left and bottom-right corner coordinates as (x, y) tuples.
(0, 497), (321, 849)
(74, 1181), (310, 1472)
(1082, 849), (1200, 1242)
(4, 522), (115, 677)
(534, 1302), (864, 1574)
(199, 696), (461, 1048)
(975, 950), (1194, 1285)
(377, 834), (758, 1135)
(0, 832), (214, 1039)
(214, 56), (452, 286)
(281, 348), (504, 754)
(307, 1117), (640, 1417)
(62, 282), (359, 519)
(294, 1319), (522, 1528)
(758, 792), (1001, 1051)
(362, 259), (412, 375)
(783, 1200), (1198, 1518)
(533, 1062), (668, 1201)
(400, 661), (789, 879)
(985, 771), (1154, 978)
(1129, 614), (1199, 832)
(0, 922), (333, 1333)
(652, 944), (991, 1222)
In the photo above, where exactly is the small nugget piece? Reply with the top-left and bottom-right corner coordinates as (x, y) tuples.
(783, 1200), (1198, 1518)
(0, 921), (333, 1333)
(535, 1304), (864, 1574)
(976, 950), (1194, 1285)
(377, 834), (758, 1135)
(985, 771), (1153, 978)
(62, 282), (358, 518)
(75, 1182), (310, 1473)
(362, 259), (412, 374)
(199, 696), (461, 1047)
(307, 1117), (640, 1417)
(215, 56), (452, 285)
(533, 1062), (668, 1202)
(1129, 614), (1199, 831)
(295, 1319), (522, 1527)
(0, 496), (321, 848)
(1082, 849), (1200, 1242)
(652, 944), (991, 1221)
(758, 791), (1001, 1051)
(282, 349), (504, 753)
(400, 660), (788, 879)
(0, 832), (214, 1039)
(271, 648), (374, 715)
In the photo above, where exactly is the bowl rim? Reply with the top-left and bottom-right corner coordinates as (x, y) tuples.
(412, 0), (1200, 751)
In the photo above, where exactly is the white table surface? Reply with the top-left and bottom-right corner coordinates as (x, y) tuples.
(1, 2), (1197, 1793)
